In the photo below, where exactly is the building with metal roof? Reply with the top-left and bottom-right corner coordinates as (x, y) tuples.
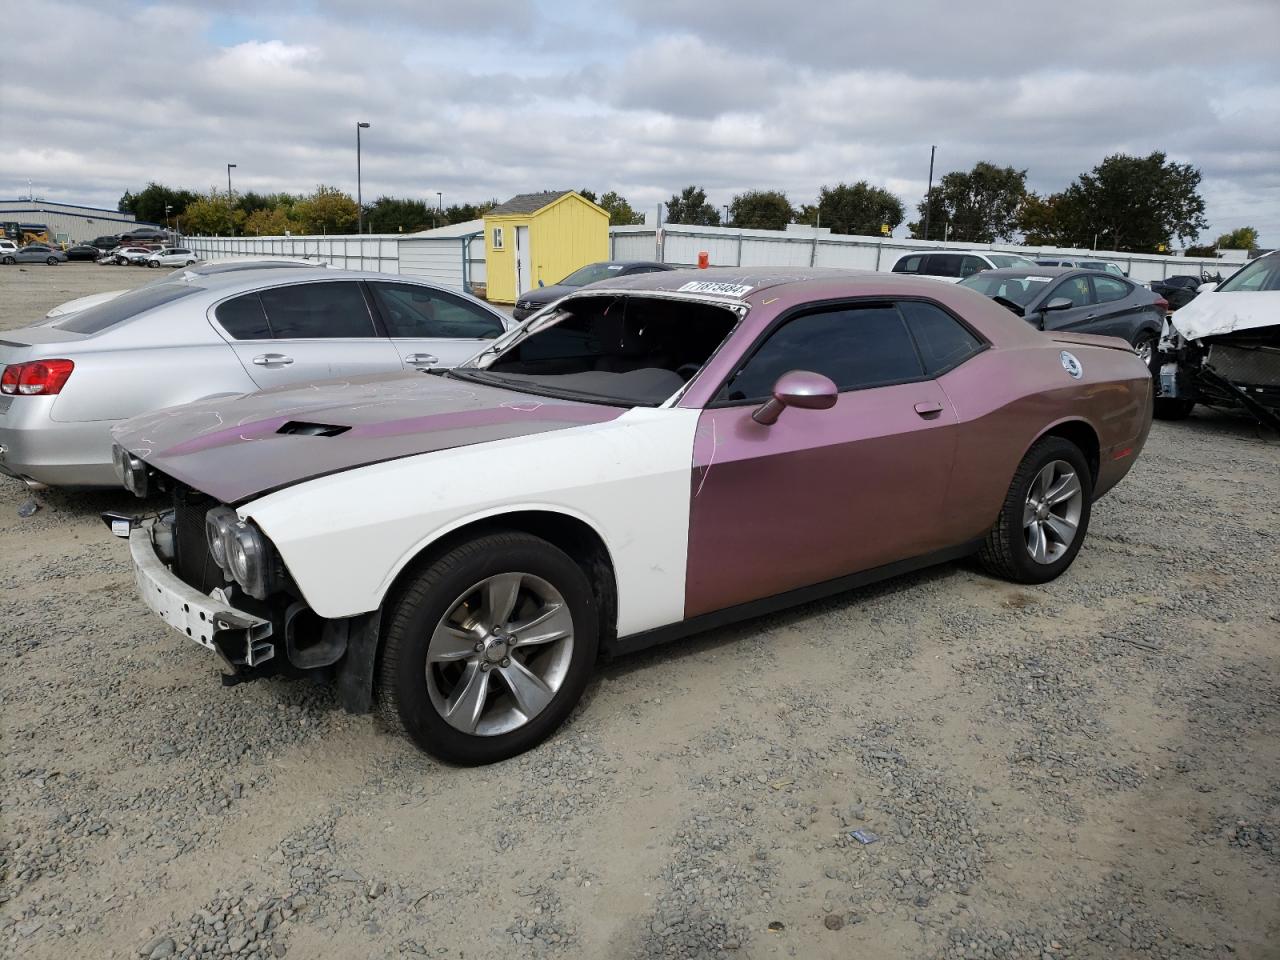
(0, 199), (160, 245)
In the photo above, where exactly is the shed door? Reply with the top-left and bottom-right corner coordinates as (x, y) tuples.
(515, 225), (531, 296)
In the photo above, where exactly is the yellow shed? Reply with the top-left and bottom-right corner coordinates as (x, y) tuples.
(482, 191), (609, 304)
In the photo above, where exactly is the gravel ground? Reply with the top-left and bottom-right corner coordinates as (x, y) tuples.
(2, 263), (1278, 959)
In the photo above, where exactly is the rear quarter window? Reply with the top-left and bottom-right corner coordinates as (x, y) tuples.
(893, 255), (924, 274)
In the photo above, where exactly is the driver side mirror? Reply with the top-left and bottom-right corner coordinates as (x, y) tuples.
(1036, 296), (1073, 330)
(1197, 281), (1217, 293)
(752, 370), (838, 425)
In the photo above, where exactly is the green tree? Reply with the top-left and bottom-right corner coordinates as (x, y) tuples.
(729, 190), (795, 230)
(244, 207), (295, 236)
(577, 188), (598, 204)
(1017, 193), (1074, 246)
(181, 190), (246, 236)
(908, 162), (1027, 242)
(664, 185), (720, 226)
(294, 185), (359, 234)
(118, 182), (199, 224)
(1050, 152), (1208, 252)
(597, 190), (644, 225)
(799, 182), (903, 236)
(366, 196), (431, 233)
(1215, 226), (1259, 250)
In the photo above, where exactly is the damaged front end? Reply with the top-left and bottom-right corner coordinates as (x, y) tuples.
(1156, 319), (1280, 431)
(105, 476), (381, 712)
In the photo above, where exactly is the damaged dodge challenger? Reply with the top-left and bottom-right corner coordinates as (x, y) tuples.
(1153, 250), (1280, 431)
(109, 268), (1153, 764)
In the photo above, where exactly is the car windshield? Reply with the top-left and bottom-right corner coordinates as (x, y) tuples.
(53, 283), (205, 334)
(1216, 255), (1280, 293)
(559, 263), (628, 286)
(988, 254), (1036, 268)
(959, 273), (1052, 307)
(452, 294), (738, 406)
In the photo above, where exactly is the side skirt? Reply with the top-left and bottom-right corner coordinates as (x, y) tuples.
(605, 538), (984, 658)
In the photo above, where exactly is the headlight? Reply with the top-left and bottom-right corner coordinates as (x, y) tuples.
(111, 443), (149, 498)
(206, 505), (275, 598)
(204, 506), (238, 572)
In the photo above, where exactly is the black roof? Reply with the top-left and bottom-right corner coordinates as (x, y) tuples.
(489, 191), (572, 215)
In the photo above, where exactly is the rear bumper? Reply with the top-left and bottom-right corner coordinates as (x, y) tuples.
(0, 402), (119, 487)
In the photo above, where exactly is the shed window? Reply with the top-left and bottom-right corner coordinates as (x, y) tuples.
(491, 226), (504, 250)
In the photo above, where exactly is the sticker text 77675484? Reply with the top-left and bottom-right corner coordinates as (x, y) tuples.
(676, 281), (754, 298)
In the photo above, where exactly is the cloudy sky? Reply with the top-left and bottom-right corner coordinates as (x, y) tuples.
(4, 0), (1278, 243)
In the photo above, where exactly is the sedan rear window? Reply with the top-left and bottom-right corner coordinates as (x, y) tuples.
(54, 284), (204, 334)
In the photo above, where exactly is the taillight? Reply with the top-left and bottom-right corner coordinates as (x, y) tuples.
(0, 359), (75, 395)
(1154, 297), (1169, 312)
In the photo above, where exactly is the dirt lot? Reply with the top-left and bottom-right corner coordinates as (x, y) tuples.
(2, 263), (1278, 960)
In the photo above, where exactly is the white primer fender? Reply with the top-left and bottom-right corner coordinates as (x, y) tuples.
(241, 407), (700, 636)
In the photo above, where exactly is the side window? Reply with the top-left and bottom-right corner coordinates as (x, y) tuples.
(491, 227), (504, 250)
(257, 282), (376, 339)
(1091, 276), (1130, 303)
(893, 255), (923, 274)
(369, 283), (505, 339)
(1047, 276), (1093, 307)
(926, 253), (963, 277)
(960, 255), (987, 278)
(898, 300), (983, 374)
(215, 293), (272, 340)
(720, 304), (925, 402)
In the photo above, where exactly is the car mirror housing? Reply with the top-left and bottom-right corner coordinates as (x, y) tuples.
(1044, 297), (1074, 312)
(752, 370), (838, 425)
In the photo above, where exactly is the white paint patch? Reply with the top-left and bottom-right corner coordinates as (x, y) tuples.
(676, 281), (754, 297)
(244, 408), (700, 636)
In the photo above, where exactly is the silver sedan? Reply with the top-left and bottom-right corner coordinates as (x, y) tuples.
(2, 244), (68, 266)
(0, 268), (514, 488)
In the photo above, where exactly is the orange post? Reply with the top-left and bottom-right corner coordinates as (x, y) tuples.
(697, 251), (709, 269)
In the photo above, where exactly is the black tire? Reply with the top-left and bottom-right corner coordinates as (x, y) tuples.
(378, 531), (598, 765)
(147, 260), (159, 268)
(1132, 331), (1158, 376)
(2, 256), (14, 265)
(1153, 397), (1195, 420)
(46, 256), (59, 265)
(978, 436), (1093, 585)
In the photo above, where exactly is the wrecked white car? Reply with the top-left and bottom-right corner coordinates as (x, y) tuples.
(1154, 251), (1280, 430)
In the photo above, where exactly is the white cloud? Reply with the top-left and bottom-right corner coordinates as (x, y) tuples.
(2, 0), (1277, 243)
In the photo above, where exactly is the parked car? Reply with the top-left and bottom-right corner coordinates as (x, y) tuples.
(113, 246), (154, 266)
(0, 268), (513, 488)
(1148, 274), (1208, 311)
(512, 261), (676, 320)
(65, 244), (102, 261)
(0, 239), (18, 256)
(90, 235), (122, 251)
(145, 247), (199, 268)
(108, 267), (1153, 764)
(891, 250), (1037, 282)
(1, 244), (68, 265)
(959, 267), (1166, 368)
(119, 228), (170, 244)
(1035, 258), (1127, 278)
(43, 258), (324, 320)
(1153, 251), (1280, 428)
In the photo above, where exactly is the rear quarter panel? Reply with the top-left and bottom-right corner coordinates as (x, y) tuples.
(937, 341), (1152, 544)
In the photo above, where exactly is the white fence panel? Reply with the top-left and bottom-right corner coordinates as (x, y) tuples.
(184, 234), (400, 274)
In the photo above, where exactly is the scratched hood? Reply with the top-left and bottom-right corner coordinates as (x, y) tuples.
(1172, 291), (1279, 341)
(112, 372), (623, 504)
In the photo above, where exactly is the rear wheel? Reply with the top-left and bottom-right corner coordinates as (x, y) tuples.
(46, 256), (59, 265)
(378, 531), (598, 764)
(979, 436), (1093, 584)
(1, 256), (13, 265)
(1132, 331), (1157, 375)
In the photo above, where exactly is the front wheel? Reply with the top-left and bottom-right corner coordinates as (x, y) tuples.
(147, 260), (159, 268)
(979, 436), (1093, 584)
(1, 256), (13, 265)
(378, 531), (599, 764)
(46, 256), (59, 265)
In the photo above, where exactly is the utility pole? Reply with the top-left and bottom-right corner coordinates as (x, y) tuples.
(356, 122), (370, 234)
(437, 191), (443, 229)
(922, 145), (936, 242)
(226, 163), (236, 199)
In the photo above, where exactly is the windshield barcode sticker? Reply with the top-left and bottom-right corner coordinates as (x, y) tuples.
(677, 281), (754, 297)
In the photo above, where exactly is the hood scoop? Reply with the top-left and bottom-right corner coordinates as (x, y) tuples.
(277, 421), (351, 438)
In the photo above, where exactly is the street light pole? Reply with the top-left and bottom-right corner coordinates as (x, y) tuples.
(437, 191), (442, 229)
(922, 145), (936, 242)
(356, 122), (370, 234)
(226, 163), (236, 199)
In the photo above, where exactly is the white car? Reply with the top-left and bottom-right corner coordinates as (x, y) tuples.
(146, 247), (199, 268)
(44, 258), (325, 319)
(890, 250), (1037, 282)
(114, 246), (155, 265)
(0, 239), (17, 256)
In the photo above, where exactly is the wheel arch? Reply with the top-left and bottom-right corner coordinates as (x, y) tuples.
(1028, 417), (1100, 489)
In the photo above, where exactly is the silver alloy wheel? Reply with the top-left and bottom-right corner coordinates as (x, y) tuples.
(425, 572), (575, 736)
(1135, 338), (1153, 365)
(1022, 459), (1084, 564)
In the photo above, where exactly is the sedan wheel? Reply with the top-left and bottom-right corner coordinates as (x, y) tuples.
(1, 256), (13, 265)
(46, 256), (59, 265)
(379, 531), (598, 764)
(979, 436), (1093, 584)
(147, 260), (159, 268)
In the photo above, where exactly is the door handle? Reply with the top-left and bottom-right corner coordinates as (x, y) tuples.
(252, 353), (294, 366)
(406, 353), (439, 365)
(914, 401), (944, 418)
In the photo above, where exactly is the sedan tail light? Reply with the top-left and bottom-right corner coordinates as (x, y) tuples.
(1153, 297), (1169, 313)
(0, 359), (75, 395)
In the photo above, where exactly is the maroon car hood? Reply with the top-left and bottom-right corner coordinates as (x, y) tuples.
(112, 372), (623, 504)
